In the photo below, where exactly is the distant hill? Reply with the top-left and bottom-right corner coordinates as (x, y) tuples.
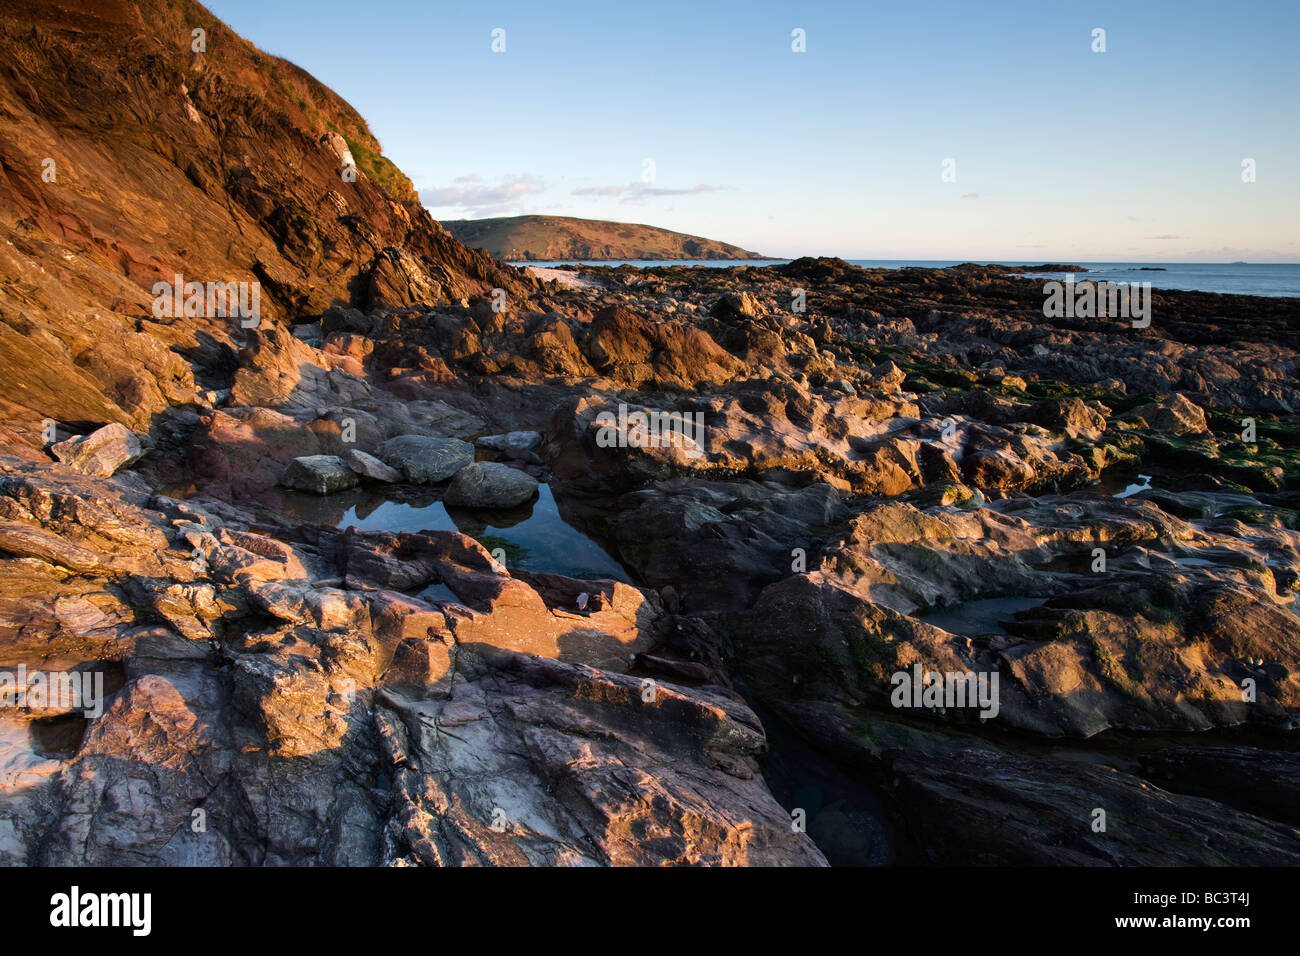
(442, 215), (768, 261)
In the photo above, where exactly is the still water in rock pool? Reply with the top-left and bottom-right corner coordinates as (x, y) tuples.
(920, 597), (1049, 637)
(274, 482), (632, 583)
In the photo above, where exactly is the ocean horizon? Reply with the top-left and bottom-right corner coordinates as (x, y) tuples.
(509, 260), (1300, 298)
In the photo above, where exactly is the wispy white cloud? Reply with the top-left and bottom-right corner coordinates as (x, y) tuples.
(419, 173), (546, 217)
(573, 184), (625, 197)
(572, 182), (732, 204)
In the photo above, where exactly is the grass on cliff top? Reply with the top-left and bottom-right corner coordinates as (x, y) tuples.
(335, 131), (414, 202)
(215, 9), (418, 204)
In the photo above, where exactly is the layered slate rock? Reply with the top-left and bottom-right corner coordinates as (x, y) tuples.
(377, 436), (474, 484)
(0, 0), (538, 448)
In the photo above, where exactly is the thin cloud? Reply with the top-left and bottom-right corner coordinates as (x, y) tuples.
(961, 192), (979, 199)
(1182, 245), (1294, 261)
(1147, 234), (1179, 240)
(419, 174), (545, 217)
(573, 184), (625, 197)
(572, 182), (732, 203)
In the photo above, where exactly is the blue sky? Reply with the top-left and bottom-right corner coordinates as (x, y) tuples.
(205, 0), (1299, 261)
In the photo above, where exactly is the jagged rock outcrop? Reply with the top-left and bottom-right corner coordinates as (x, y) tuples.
(0, 456), (824, 866)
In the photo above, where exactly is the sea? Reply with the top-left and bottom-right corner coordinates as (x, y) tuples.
(507, 260), (1300, 299)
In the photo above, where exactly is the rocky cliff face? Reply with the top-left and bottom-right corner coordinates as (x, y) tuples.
(443, 215), (766, 261)
(0, 0), (534, 444)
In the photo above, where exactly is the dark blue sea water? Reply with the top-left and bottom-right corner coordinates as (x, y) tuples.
(510, 260), (1300, 298)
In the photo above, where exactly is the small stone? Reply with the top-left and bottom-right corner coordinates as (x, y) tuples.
(347, 449), (401, 483)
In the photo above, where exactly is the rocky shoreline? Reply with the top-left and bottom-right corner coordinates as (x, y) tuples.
(2, 255), (1297, 865)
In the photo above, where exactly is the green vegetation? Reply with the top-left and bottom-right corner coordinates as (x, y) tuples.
(1141, 430), (1297, 490)
(337, 133), (414, 202)
(1023, 380), (1120, 404)
(243, 39), (417, 203)
(1218, 506), (1297, 529)
(1093, 644), (1144, 697)
(440, 215), (765, 261)
(850, 620), (899, 684)
(475, 536), (525, 564)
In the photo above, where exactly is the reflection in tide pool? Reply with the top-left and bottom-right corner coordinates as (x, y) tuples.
(312, 483), (631, 583)
(920, 597), (1049, 637)
(1114, 474), (1153, 499)
(416, 582), (460, 603)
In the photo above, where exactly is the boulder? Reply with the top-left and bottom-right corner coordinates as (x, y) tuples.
(963, 448), (1036, 490)
(871, 361), (907, 393)
(1126, 393), (1209, 435)
(443, 462), (539, 509)
(321, 304), (374, 336)
(1030, 397), (1107, 439)
(475, 431), (543, 462)
(377, 435), (474, 483)
(710, 290), (763, 319)
(347, 449), (402, 483)
(279, 455), (359, 495)
(49, 423), (145, 477)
